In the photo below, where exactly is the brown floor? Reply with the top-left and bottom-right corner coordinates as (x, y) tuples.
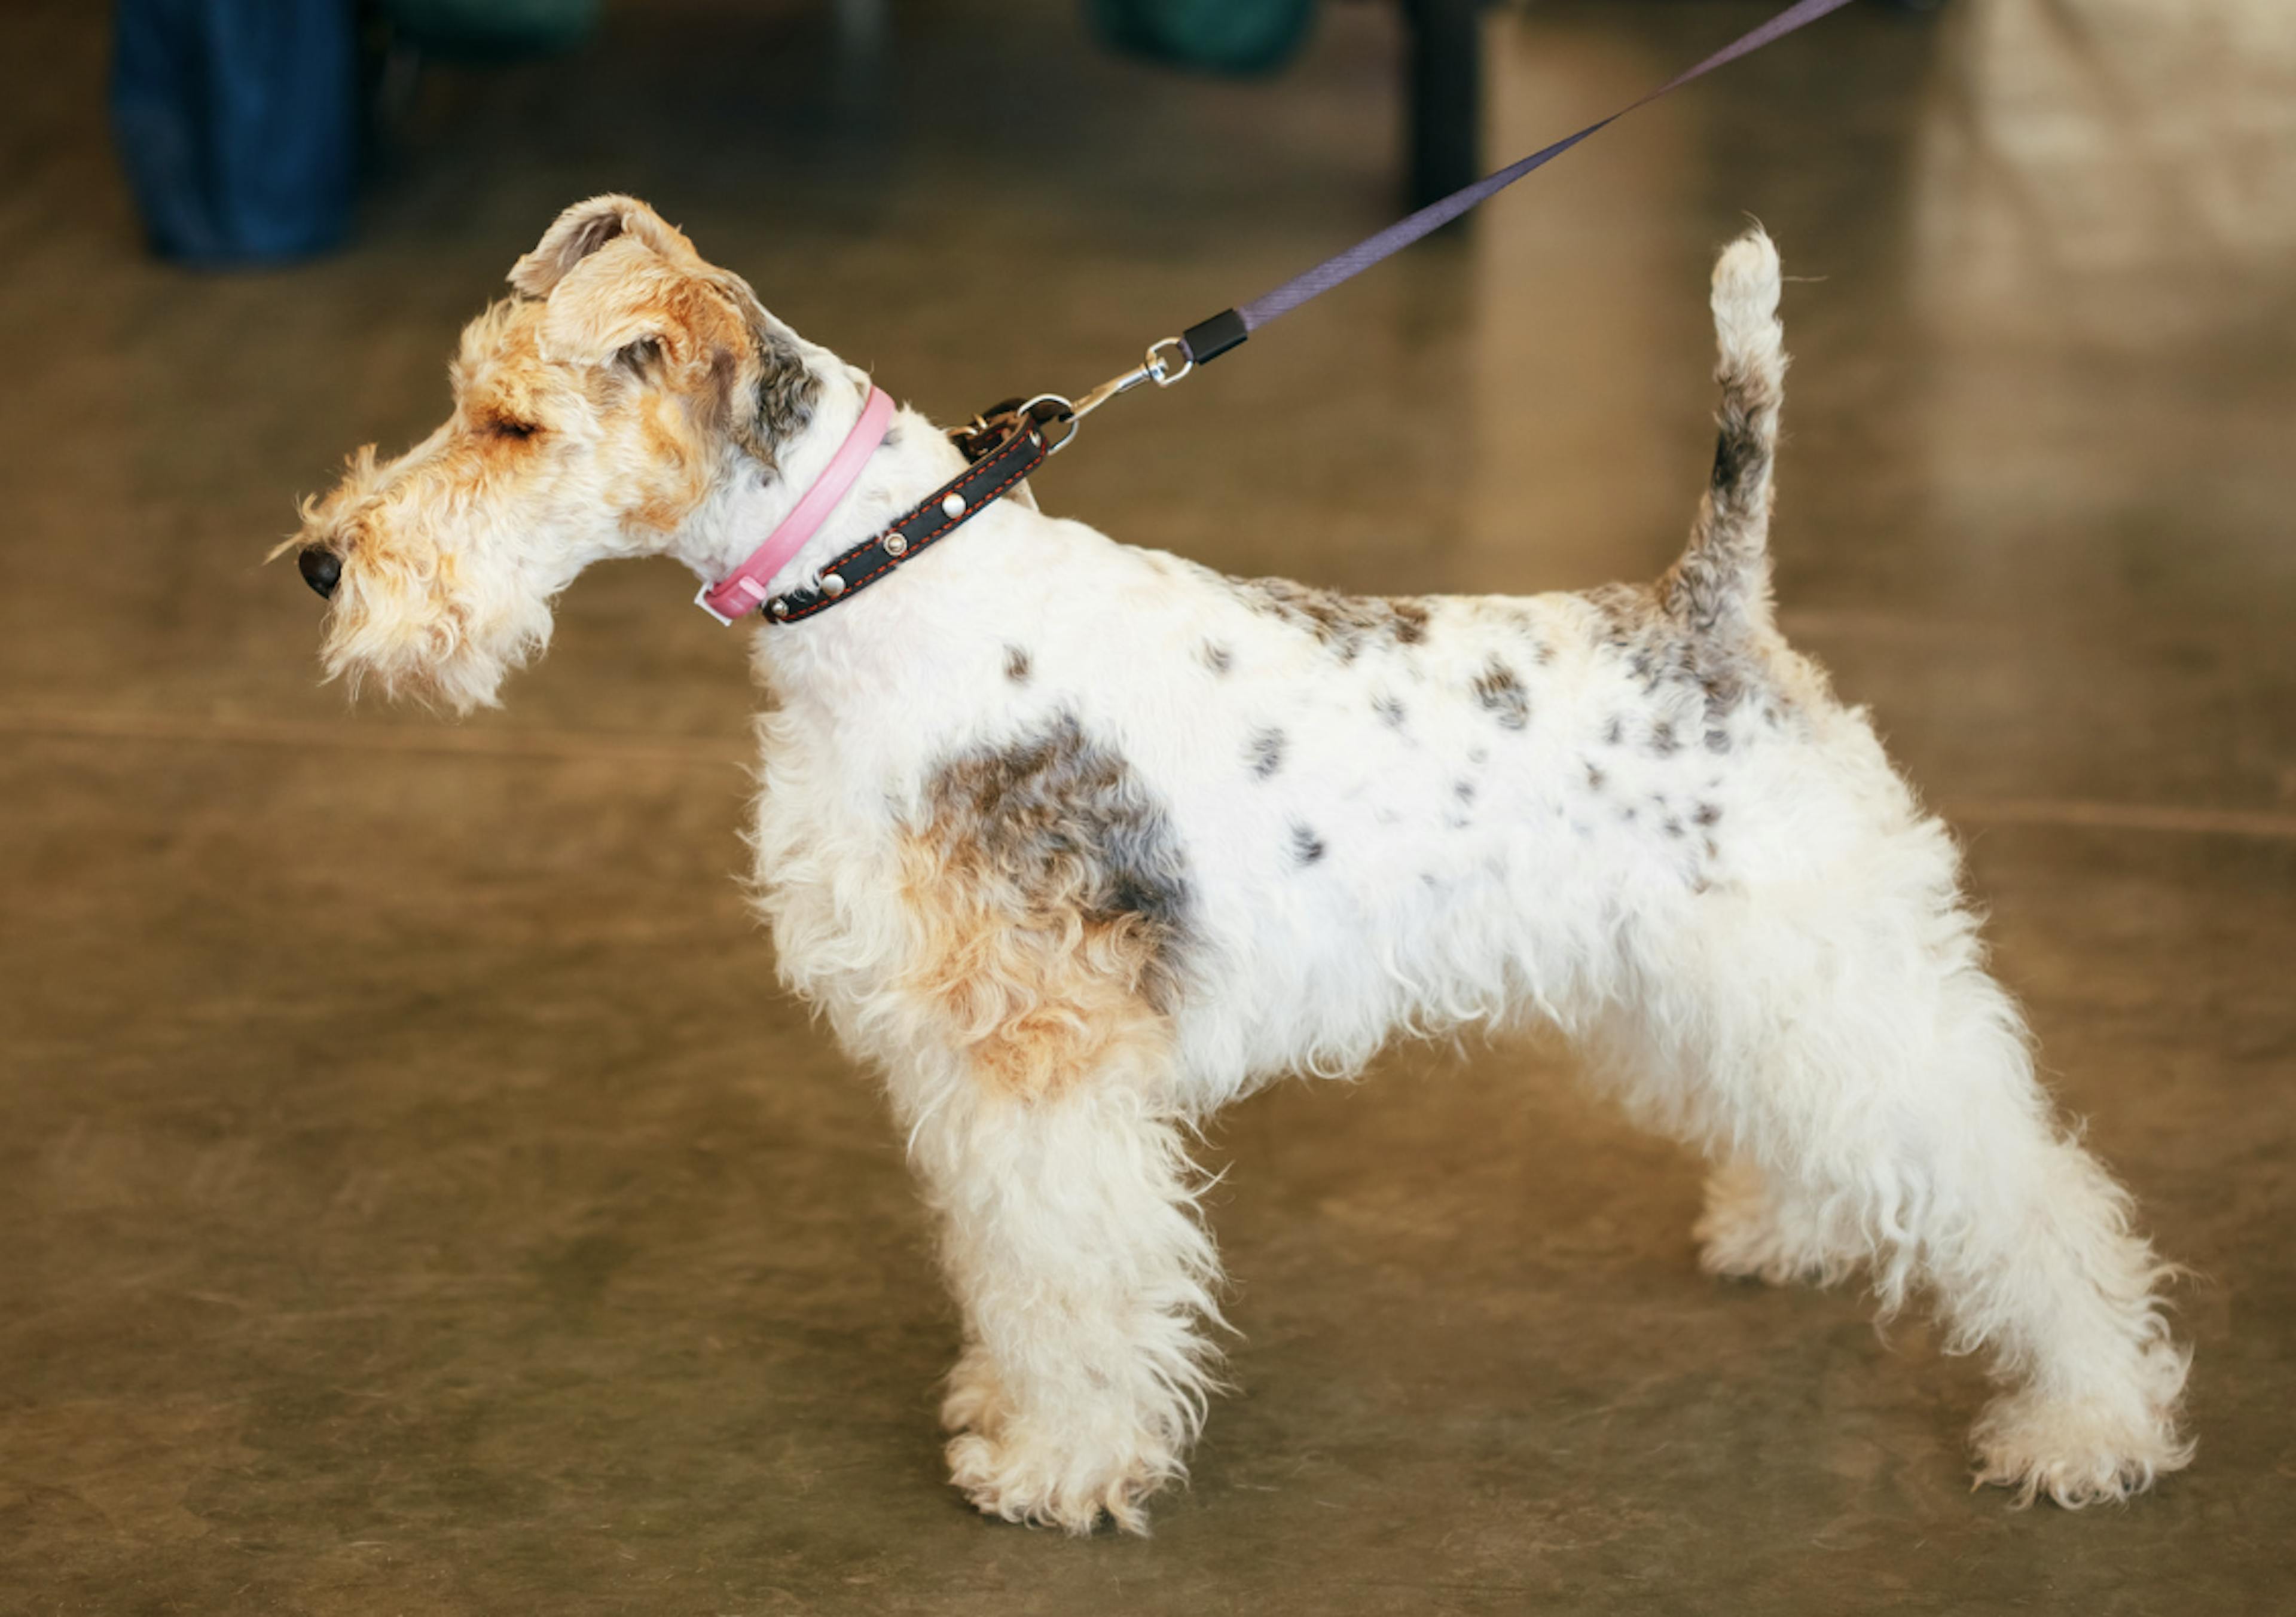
(4, 1), (2293, 1611)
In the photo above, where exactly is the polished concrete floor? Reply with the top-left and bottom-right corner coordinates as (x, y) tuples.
(4, 1), (2293, 1611)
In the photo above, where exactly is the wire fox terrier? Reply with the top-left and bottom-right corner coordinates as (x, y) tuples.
(283, 197), (2193, 1532)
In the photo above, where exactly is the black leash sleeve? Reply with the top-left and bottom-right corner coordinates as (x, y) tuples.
(1180, 309), (1248, 368)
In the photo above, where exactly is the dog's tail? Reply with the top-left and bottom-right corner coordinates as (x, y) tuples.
(1663, 227), (1787, 638)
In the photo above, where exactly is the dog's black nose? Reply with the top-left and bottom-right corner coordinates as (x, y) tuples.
(298, 548), (342, 599)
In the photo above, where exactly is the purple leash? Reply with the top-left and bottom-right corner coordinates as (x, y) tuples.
(1177, 0), (1858, 367)
(1030, 0), (1858, 447)
(709, 0), (1862, 625)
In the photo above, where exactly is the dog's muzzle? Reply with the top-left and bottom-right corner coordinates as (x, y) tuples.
(298, 548), (342, 599)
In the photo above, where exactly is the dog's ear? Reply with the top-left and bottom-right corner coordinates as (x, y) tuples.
(535, 236), (819, 463)
(536, 234), (736, 376)
(509, 194), (697, 298)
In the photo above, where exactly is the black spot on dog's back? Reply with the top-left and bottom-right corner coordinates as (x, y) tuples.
(1472, 659), (1530, 732)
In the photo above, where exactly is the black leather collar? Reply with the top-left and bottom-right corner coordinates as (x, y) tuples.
(759, 401), (1056, 625)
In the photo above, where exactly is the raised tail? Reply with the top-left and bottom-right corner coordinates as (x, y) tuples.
(1663, 227), (1787, 637)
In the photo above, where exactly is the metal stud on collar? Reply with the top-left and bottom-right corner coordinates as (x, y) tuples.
(758, 389), (1054, 626)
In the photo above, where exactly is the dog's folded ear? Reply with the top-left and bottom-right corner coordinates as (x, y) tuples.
(534, 234), (741, 380)
(530, 231), (818, 465)
(517, 194), (820, 465)
(510, 194), (697, 298)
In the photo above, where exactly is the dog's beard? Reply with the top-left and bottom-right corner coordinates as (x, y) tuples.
(318, 571), (554, 715)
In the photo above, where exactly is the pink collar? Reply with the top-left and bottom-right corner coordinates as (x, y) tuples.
(695, 385), (896, 624)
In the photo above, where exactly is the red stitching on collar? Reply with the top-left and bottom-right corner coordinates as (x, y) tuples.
(767, 425), (1045, 623)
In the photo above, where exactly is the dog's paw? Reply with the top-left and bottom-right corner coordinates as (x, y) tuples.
(945, 1417), (1177, 1536)
(1693, 1160), (1849, 1287)
(1971, 1349), (2195, 1508)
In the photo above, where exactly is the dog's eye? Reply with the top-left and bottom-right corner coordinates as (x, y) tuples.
(487, 417), (540, 440)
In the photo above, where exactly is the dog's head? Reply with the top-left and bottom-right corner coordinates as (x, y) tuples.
(281, 195), (833, 711)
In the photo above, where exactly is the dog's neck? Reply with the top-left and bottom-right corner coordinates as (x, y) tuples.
(675, 372), (949, 589)
(670, 372), (1037, 696)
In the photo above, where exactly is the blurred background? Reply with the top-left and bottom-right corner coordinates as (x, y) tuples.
(2, 1), (2291, 1612)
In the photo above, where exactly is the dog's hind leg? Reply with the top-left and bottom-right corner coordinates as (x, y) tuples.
(1874, 975), (2191, 1507)
(908, 1059), (1222, 1536)
(1625, 824), (2193, 1505)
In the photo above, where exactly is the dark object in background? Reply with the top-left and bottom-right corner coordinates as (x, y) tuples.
(110, 0), (359, 264)
(1089, 0), (1318, 76)
(1091, 0), (1477, 209)
(382, 0), (600, 63)
(1403, 0), (1477, 208)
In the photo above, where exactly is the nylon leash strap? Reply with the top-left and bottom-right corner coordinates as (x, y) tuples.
(1042, 0), (1858, 439)
(731, 0), (1858, 626)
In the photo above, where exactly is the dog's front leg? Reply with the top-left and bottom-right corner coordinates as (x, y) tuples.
(908, 1065), (1222, 1536)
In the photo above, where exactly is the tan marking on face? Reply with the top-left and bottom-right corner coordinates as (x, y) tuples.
(621, 393), (709, 534)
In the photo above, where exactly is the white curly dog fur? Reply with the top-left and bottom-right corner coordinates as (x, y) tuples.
(283, 197), (2193, 1533)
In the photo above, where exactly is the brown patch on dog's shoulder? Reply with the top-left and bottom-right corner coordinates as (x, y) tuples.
(897, 714), (1193, 1101)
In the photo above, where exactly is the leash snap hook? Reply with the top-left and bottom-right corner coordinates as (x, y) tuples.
(1145, 336), (1192, 387)
(1058, 334), (1195, 449)
(996, 335), (1196, 463)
